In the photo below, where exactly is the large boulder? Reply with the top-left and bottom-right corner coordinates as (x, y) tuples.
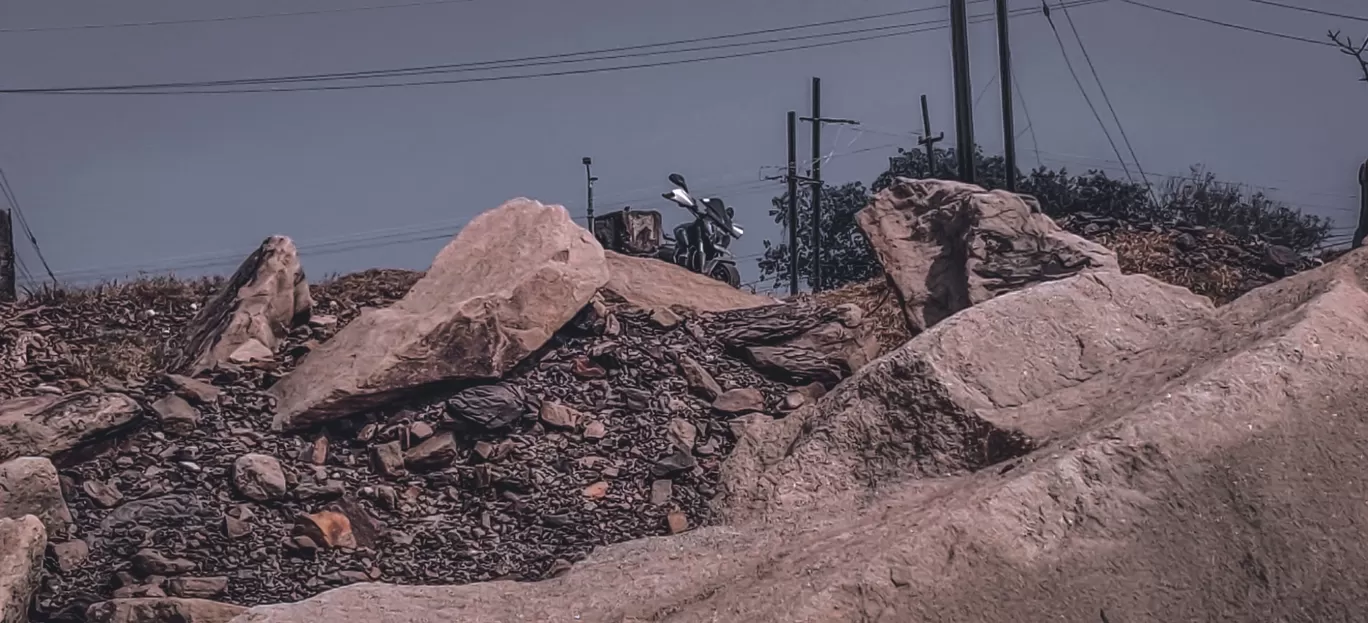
(0, 457), (71, 537)
(0, 392), (141, 462)
(856, 178), (1118, 334)
(0, 515), (45, 623)
(600, 251), (774, 315)
(270, 199), (609, 431)
(233, 248), (1368, 623)
(171, 236), (312, 375)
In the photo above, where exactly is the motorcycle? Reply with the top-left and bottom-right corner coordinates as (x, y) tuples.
(657, 173), (745, 288)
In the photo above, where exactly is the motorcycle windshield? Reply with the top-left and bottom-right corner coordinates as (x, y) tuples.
(699, 198), (734, 231)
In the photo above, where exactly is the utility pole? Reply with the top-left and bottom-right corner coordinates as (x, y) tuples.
(0, 208), (13, 302)
(582, 157), (597, 232)
(800, 77), (859, 293)
(787, 111), (799, 297)
(949, 0), (976, 184)
(918, 94), (945, 178)
(994, 0), (1017, 192)
(1355, 159), (1368, 249)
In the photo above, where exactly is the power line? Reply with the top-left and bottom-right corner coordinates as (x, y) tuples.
(0, 0), (480, 33)
(0, 0), (1109, 95)
(1056, 0), (1155, 199)
(1118, 0), (1337, 47)
(7, 4), (972, 92)
(1042, 1), (1134, 183)
(0, 167), (58, 285)
(1011, 72), (1042, 167)
(1232, 0), (1368, 23)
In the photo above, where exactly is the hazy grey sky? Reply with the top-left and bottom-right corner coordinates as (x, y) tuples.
(1, 0), (1364, 290)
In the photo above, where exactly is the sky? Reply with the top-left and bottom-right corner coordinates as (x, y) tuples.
(1, 0), (1365, 292)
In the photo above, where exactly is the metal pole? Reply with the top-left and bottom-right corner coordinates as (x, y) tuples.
(810, 77), (823, 292)
(0, 209), (13, 302)
(787, 111), (799, 297)
(995, 0), (1017, 192)
(582, 157), (596, 232)
(919, 94), (944, 178)
(949, 0), (976, 184)
(1355, 159), (1368, 249)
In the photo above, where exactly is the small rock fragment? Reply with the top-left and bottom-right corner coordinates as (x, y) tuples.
(713, 387), (765, 415)
(309, 436), (329, 465)
(677, 356), (723, 401)
(570, 356), (607, 380)
(539, 401), (581, 430)
(166, 576), (229, 599)
(224, 515), (252, 540)
(404, 433), (458, 471)
(151, 395), (200, 435)
(83, 479), (124, 509)
(666, 418), (698, 452)
(162, 374), (221, 405)
(651, 449), (697, 478)
(408, 421), (435, 440)
(582, 482), (609, 499)
(51, 539), (90, 573)
(650, 480), (673, 506)
(231, 454), (288, 501)
(582, 421), (607, 440)
(372, 441), (407, 477)
(132, 549), (196, 576)
(667, 510), (690, 534)
(294, 511), (356, 549)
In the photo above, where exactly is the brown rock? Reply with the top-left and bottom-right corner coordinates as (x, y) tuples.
(86, 598), (245, 623)
(582, 482), (609, 499)
(82, 478), (124, 509)
(711, 301), (879, 386)
(371, 442), (406, 478)
(780, 391), (806, 411)
(132, 549), (195, 576)
(0, 516), (45, 623)
(232, 454), (287, 501)
(223, 516), (251, 540)
(407, 421), (434, 440)
(165, 577), (229, 599)
(665, 510), (689, 534)
(856, 178), (1118, 334)
(570, 356), (606, 380)
(666, 418), (697, 452)
(677, 356), (723, 401)
(0, 391), (140, 462)
(308, 436), (328, 465)
(0, 457), (72, 536)
(538, 401), (581, 430)
(171, 235), (311, 375)
(51, 538), (89, 573)
(712, 388), (764, 415)
(472, 441), (497, 462)
(161, 374), (220, 406)
(403, 433), (457, 471)
(649, 480), (672, 506)
(582, 421), (607, 440)
(151, 395), (200, 436)
(294, 511), (356, 549)
(269, 199), (608, 431)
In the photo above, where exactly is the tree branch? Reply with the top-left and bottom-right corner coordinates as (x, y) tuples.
(1329, 30), (1368, 82)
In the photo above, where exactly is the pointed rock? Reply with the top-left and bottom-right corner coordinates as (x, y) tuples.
(268, 199), (608, 431)
(232, 454), (287, 502)
(0, 516), (45, 623)
(677, 356), (723, 401)
(171, 235), (312, 375)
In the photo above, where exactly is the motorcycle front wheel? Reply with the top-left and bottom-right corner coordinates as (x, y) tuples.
(708, 263), (741, 288)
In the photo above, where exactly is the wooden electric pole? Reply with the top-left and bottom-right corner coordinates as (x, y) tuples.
(582, 157), (597, 232)
(0, 208), (13, 302)
(800, 77), (858, 293)
(949, 0), (976, 184)
(1355, 159), (1368, 249)
(919, 94), (945, 178)
(787, 111), (799, 296)
(994, 0), (1017, 192)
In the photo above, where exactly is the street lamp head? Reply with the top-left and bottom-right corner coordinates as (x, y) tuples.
(582, 157), (592, 166)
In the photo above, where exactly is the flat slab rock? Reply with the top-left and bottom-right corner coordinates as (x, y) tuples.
(0, 391), (141, 462)
(269, 198), (609, 431)
(600, 251), (775, 315)
(236, 249), (1368, 623)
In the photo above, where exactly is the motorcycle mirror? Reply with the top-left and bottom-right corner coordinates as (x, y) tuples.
(667, 173), (688, 191)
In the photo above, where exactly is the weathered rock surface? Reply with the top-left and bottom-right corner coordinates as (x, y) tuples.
(172, 236), (312, 375)
(0, 515), (45, 623)
(270, 198), (609, 430)
(236, 249), (1368, 623)
(0, 457), (71, 536)
(0, 392), (140, 462)
(710, 301), (879, 386)
(231, 455), (287, 502)
(857, 178), (1118, 334)
(600, 251), (774, 315)
(150, 395), (199, 436)
(87, 598), (245, 623)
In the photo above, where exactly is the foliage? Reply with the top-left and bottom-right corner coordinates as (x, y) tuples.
(759, 145), (1334, 291)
